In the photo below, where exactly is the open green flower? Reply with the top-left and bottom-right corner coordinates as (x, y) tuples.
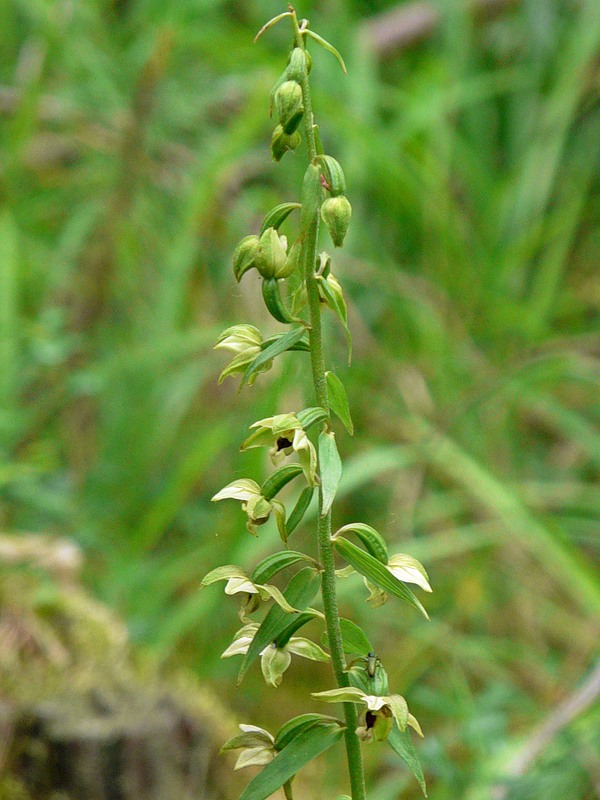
(211, 478), (286, 536)
(221, 723), (276, 770)
(222, 622), (329, 687)
(200, 564), (298, 622)
(241, 414), (318, 487)
(311, 686), (423, 743)
(214, 325), (271, 385)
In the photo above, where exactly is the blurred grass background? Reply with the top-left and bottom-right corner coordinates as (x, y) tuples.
(1, 0), (600, 797)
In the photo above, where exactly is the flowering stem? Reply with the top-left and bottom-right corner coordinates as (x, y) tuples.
(293, 9), (367, 800)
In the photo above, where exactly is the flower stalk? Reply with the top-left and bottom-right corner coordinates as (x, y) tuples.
(206, 7), (431, 800)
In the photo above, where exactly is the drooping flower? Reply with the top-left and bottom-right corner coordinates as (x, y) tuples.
(214, 325), (271, 385)
(221, 723), (276, 770)
(337, 551), (431, 608)
(211, 478), (286, 537)
(311, 686), (423, 743)
(222, 622), (329, 687)
(200, 565), (298, 622)
(241, 414), (318, 486)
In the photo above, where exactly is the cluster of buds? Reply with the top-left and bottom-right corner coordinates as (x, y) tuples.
(270, 47), (311, 161)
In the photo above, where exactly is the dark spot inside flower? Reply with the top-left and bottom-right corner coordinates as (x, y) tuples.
(276, 436), (293, 450)
(365, 711), (377, 729)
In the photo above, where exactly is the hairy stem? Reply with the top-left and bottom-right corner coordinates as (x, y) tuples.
(293, 10), (367, 800)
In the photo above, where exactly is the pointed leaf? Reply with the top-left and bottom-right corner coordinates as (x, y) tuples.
(274, 714), (341, 751)
(334, 523), (388, 564)
(388, 725), (427, 797)
(238, 567), (321, 684)
(261, 464), (304, 500)
(262, 333), (310, 352)
(260, 202), (302, 236)
(286, 486), (315, 536)
(244, 327), (307, 384)
(338, 618), (373, 655)
(239, 723), (344, 800)
(333, 537), (429, 619)
(317, 275), (352, 364)
(319, 431), (342, 516)
(296, 406), (328, 430)
(326, 372), (354, 435)
(304, 29), (347, 74)
(273, 610), (320, 648)
(251, 550), (317, 585)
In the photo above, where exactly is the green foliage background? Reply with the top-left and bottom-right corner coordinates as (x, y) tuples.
(1, 0), (599, 797)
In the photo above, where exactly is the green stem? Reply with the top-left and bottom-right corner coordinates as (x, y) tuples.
(293, 10), (367, 800)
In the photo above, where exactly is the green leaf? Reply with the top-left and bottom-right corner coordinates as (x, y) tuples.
(239, 722), (344, 800)
(274, 610), (320, 648)
(318, 431), (342, 516)
(262, 333), (310, 352)
(261, 464), (304, 500)
(286, 486), (315, 536)
(333, 537), (429, 619)
(244, 326), (307, 384)
(260, 202), (302, 236)
(317, 275), (352, 364)
(251, 550), (317, 585)
(238, 567), (321, 684)
(304, 29), (347, 74)
(322, 617), (373, 656)
(296, 406), (328, 430)
(388, 725), (427, 797)
(334, 522), (388, 564)
(339, 618), (373, 655)
(274, 713), (341, 751)
(300, 164), (324, 228)
(326, 371), (354, 435)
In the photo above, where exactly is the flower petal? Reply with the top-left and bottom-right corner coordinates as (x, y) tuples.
(260, 644), (292, 687)
(285, 637), (330, 662)
(257, 583), (298, 613)
(201, 565), (246, 587)
(387, 554), (432, 592)
(212, 479), (261, 502)
(234, 746), (275, 770)
(312, 687), (367, 703)
(224, 576), (258, 595)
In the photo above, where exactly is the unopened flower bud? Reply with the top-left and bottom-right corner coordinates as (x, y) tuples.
(232, 235), (260, 282)
(317, 155), (346, 196)
(271, 124), (301, 162)
(256, 227), (288, 279)
(321, 196), (352, 247)
(275, 80), (304, 134)
(286, 47), (311, 81)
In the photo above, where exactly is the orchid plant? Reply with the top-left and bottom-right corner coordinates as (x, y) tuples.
(204, 7), (431, 799)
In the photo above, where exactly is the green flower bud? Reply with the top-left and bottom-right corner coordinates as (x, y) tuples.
(271, 124), (301, 162)
(321, 195), (352, 247)
(317, 155), (346, 196)
(232, 235), (260, 282)
(286, 47), (311, 81)
(275, 80), (304, 134)
(256, 227), (288, 279)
